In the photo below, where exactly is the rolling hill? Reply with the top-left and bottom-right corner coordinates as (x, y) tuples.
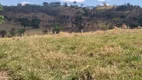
(0, 3), (142, 36)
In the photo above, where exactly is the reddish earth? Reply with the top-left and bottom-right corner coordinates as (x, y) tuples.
(0, 71), (10, 80)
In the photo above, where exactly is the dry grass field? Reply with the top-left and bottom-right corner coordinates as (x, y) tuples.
(0, 29), (142, 80)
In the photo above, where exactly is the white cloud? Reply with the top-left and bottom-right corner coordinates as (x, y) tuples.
(61, 0), (85, 2)
(20, 2), (30, 6)
(100, 3), (110, 6)
(98, 0), (106, 1)
(98, 0), (112, 2)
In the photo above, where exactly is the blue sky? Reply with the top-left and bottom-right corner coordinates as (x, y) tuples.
(0, 0), (142, 6)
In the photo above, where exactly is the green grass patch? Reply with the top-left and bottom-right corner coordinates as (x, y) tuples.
(0, 29), (142, 80)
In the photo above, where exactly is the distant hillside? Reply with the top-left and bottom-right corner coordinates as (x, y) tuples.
(0, 2), (142, 35)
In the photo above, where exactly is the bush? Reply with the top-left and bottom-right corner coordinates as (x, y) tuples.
(9, 28), (16, 37)
(17, 29), (25, 36)
(0, 30), (6, 38)
(42, 30), (48, 35)
(53, 26), (60, 34)
(52, 23), (62, 34)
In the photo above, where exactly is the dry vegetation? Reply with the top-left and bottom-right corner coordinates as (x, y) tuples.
(0, 29), (142, 80)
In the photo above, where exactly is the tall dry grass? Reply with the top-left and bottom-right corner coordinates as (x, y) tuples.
(0, 29), (142, 80)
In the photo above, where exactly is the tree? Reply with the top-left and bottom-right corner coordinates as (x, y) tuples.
(53, 26), (60, 34)
(138, 17), (142, 26)
(43, 2), (49, 6)
(18, 18), (30, 28)
(53, 23), (61, 34)
(31, 17), (41, 28)
(73, 1), (77, 6)
(83, 8), (89, 16)
(74, 15), (84, 32)
(17, 3), (22, 7)
(0, 30), (6, 38)
(49, 2), (61, 7)
(0, 15), (4, 24)
(17, 29), (25, 36)
(63, 3), (68, 7)
(0, 5), (5, 38)
(0, 4), (4, 24)
(112, 18), (121, 26)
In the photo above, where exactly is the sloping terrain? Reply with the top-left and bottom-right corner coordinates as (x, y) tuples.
(0, 4), (142, 35)
(0, 29), (142, 80)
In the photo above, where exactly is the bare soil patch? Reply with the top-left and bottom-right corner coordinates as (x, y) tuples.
(0, 71), (10, 80)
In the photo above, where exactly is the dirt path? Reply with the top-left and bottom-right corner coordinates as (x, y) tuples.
(0, 71), (10, 80)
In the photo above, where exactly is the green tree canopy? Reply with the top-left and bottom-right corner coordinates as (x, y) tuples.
(31, 17), (41, 28)
(74, 15), (84, 31)
(18, 18), (30, 28)
(17, 29), (25, 36)
(138, 17), (142, 26)
(0, 5), (4, 24)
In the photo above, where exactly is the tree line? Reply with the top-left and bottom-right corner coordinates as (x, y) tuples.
(0, 2), (142, 37)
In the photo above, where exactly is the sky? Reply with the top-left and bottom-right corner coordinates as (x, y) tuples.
(0, 0), (142, 6)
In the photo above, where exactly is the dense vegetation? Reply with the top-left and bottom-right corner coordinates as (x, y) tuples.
(0, 5), (4, 24)
(0, 2), (142, 36)
(0, 29), (142, 80)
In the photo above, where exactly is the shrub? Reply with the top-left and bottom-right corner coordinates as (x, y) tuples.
(0, 30), (6, 38)
(53, 23), (62, 34)
(53, 26), (60, 34)
(17, 29), (25, 36)
(42, 30), (48, 35)
(9, 28), (16, 37)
